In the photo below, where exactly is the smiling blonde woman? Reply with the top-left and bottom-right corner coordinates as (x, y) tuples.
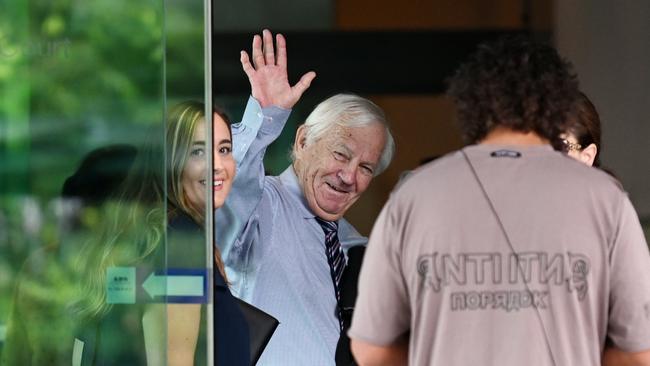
(65, 100), (244, 365)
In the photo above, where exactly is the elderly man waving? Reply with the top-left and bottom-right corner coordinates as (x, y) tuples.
(215, 29), (395, 365)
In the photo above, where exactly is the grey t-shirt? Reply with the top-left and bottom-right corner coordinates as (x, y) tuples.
(349, 144), (650, 366)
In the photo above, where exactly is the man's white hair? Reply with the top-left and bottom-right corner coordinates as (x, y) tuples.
(293, 94), (395, 175)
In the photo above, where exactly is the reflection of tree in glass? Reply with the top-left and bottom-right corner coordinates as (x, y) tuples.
(1, 144), (138, 365)
(0, 0), (206, 363)
(0, 0), (168, 332)
(68, 103), (220, 365)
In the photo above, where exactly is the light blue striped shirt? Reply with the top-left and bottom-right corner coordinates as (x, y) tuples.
(215, 97), (367, 365)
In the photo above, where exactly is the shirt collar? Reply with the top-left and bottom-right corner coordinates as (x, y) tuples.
(279, 166), (318, 219)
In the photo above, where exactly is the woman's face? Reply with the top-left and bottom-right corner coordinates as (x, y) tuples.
(181, 114), (235, 213)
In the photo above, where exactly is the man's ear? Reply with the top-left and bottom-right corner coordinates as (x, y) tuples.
(294, 124), (307, 151)
(580, 143), (598, 167)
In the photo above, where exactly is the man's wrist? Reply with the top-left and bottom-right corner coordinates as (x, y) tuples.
(250, 92), (295, 110)
(251, 95), (291, 113)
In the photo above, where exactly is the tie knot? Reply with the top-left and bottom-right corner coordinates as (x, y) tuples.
(315, 217), (338, 234)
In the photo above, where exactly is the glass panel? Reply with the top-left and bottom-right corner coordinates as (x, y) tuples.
(0, 0), (209, 365)
(164, 0), (210, 365)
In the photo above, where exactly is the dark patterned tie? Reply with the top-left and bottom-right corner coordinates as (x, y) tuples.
(315, 217), (346, 330)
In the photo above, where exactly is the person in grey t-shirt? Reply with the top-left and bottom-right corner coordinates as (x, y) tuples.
(349, 36), (650, 366)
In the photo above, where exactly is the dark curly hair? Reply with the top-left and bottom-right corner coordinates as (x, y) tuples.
(447, 35), (580, 149)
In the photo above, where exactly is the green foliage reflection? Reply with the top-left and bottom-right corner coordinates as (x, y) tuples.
(1, 0), (206, 363)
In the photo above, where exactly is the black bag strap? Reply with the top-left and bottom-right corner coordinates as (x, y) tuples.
(461, 149), (557, 366)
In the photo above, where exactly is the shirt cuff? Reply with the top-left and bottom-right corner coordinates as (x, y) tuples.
(231, 96), (291, 163)
(235, 96), (290, 131)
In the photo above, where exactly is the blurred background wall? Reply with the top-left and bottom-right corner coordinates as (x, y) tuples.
(334, 0), (550, 235)
(213, 0), (648, 237)
(555, 1), (650, 223)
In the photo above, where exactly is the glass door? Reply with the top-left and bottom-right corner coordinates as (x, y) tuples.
(0, 0), (211, 364)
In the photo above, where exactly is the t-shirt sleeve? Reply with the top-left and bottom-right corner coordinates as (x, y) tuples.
(348, 195), (411, 345)
(607, 195), (650, 352)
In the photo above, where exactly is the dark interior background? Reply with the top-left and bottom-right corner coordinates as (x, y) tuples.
(211, 0), (650, 238)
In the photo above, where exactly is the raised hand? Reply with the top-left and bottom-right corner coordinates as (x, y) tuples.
(240, 29), (316, 109)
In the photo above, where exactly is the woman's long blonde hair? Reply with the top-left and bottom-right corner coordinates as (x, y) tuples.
(72, 102), (230, 319)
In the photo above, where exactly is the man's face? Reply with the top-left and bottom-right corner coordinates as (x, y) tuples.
(294, 123), (386, 221)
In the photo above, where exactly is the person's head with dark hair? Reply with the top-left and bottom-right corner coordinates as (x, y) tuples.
(447, 35), (580, 149)
(62, 144), (138, 205)
(561, 91), (601, 167)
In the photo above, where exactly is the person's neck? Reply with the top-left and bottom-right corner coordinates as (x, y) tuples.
(479, 127), (549, 146)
